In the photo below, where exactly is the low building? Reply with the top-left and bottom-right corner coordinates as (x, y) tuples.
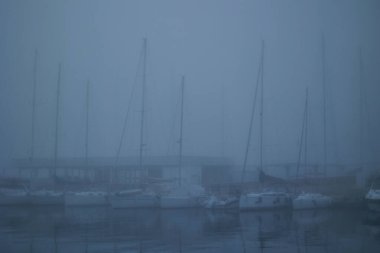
(11, 156), (233, 189)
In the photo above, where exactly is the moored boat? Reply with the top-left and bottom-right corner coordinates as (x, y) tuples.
(160, 77), (207, 209)
(291, 89), (334, 210)
(30, 190), (64, 205)
(238, 43), (291, 211)
(365, 179), (380, 212)
(160, 184), (206, 208)
(160, 194), (199, 208)
(202, 195), (238, 209)
(110, 189), (159, 208)
(65, 191), (108, 206)
(292, 192), (333, 210)
(239, 191), (291, 211)
(0, 189), (30, 205)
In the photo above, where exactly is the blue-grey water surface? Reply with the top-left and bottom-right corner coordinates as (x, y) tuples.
(0, 206), (379, 252)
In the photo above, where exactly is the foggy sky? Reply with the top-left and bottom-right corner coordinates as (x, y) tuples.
(1, 0), (379, 169)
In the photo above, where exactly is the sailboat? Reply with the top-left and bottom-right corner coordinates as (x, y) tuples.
(293, 36), (335, 209)
(292, 192), (333, 209)
(0, 188), (31, 205)
(365, 177), (380, 212)
(160, 183), (205, 208)
(110, 38), (160, 208)
(1, 50), (41, 206)
(292, 89), (333, 210)
(239, 41), (291, 211)
(355, 49), (380, 212)
(65, 191), (108, 206)
(65, 81), (108, 206)
(160, 76), (206, 208)
(201, 82), (239, 210)
(201, 193), (238, 209)
(30, 189), (64, 206)
(111, 189), (159, 208)
(29, 52), (64, 206)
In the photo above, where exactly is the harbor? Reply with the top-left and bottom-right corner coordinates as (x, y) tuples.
(0, 206), (379, 252)
(1, 0), (380, 252)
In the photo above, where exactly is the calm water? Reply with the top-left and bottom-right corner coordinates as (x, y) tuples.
(0, 206), (379, 253)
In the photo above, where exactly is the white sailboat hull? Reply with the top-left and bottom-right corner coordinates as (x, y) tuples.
(30, 193), (64, 205)
(202, 196), (238, 209)
(292, 193), (333, 210)
(160, 196), (199, 208)
(365, 189), (380, 212)
(111, 194), (159, 208)
(239, 192), (290, 210)
(65, 192), (108, 206)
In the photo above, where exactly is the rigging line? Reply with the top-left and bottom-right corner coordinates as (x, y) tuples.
(305, 88), (309, 175)
(359, 48), (376, 165)
(241, 45), (263, 184)
(221, 82), (226, 157)
(139, 38), (147, 174)
(53, 63), (62, 178)
(31, 49), (38, 161)
(114, 42), (145, 167)
(321, 33), (327, 176)
(178, 76), (185, 187)
(166, 89), (181, 156)
(259, 40), (265, 172)
(296, 89), (308, 180)
(359, 47), (363, 167)
(85, 80), (90, 180)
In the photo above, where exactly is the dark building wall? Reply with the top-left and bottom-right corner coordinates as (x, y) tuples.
(201, 165), (231, 187)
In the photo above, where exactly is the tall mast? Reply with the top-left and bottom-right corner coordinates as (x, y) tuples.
(178, 76), (185, 186)
(321, 34), (327, 176)
(296, 88), (308, 180)
(241, 42), (264, 183)
(138, 38), (147, 183)
(296, 89), (308, 179)
(31, 49), (38, 161)
(259, 40), (265, 172)
(85, 80), (90, 178)
(305, 88), (309, 175)
(220, 82), (225, 157)
(53, 63), (62, 178)
(359, 47), (363, 168)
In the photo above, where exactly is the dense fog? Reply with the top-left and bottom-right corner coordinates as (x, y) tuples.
(1, 0), (379, 172)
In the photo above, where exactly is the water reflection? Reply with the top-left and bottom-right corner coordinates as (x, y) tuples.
(239, 210), (291, 252)
(0, 206), (379, 252)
